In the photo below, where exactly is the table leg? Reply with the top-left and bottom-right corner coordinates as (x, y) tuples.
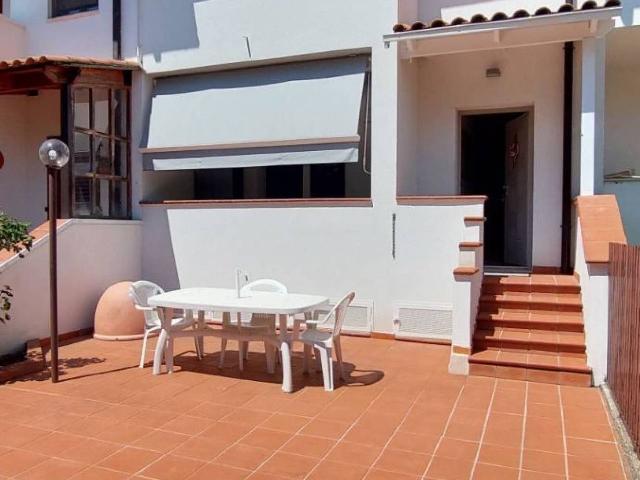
(153, 328), (167, 375)
(279, 314), (293, 393)
(197, 310), (205, 359)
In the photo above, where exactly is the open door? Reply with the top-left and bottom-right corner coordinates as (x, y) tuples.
(503, 113), (531, 267)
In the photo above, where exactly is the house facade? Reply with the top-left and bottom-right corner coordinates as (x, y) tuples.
(0, 0), (638, 386)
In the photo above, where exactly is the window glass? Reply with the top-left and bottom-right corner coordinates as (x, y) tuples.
(95, 179), (110, 217)
(93, 136), (111, 175)
(111, 181), (128, 218)
(74, 177), (92, 216)
(114, 141), (127, 177)
(51, 0), (98, 18)
(93, 88), (110, 134)
(73, 88), (90, 129)
(73, 132), (91, 175)
(113, 90), (128, 138)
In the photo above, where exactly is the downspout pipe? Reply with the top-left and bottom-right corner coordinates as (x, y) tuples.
(561, 2), (575, 274)
(113, 0), (122, 59)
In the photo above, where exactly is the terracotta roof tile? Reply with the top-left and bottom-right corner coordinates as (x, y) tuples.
(0, 55), (138, 71)
(392, 0), (621, 33)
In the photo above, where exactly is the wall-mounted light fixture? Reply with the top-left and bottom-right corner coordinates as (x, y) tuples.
(486, 67), (501, 78)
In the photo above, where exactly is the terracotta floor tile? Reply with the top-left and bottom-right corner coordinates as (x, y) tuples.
(520, 471), (566, 480)
(388, 431), (440, 454)
(159, 414), (215, 435)
(22, 431), (84, 456)
(199, 421), (253, 443)
(307, 460), (368, 480)
(221, 408), (272, 427)
(522, 450), (566, 476)
(240, 428), (291, 450)
(215, 444), (273, 470)
(373, 448), (430, 476)
(434, 438), (479, 461)
(259, 413), (310, 433)
(564, 422), (614, 442)
(98, 447), (162, 474)
(281, 434), (335, 458)
(300, 418), (351, 439)
(69, 467), (130, 480)
(365, 469), (420, 480)
(257, 451), (319, 479)
(140, 454), (205, 480)
(186, 463), (251, 480)
(478, 444), (521, 469)
(566, 455), (625, 479)
(133, 429), (190, 453)
(58, 438), (121, 464)
(326, 441), (383, 467)
(127, 409), (179, 429)
(527, 402), (562, 420)
(472, 463), (519, 480)
(172, 436), (229, 461)
(565, 437), (619, 462)
(425, 456), (474, 480)
(344, 425), (394, 447)
(15, 457), (85, 480)
(524, 430), (565, 453)
(483, 413), (523, 447)
(0, 449), (48, 477)
(0, 425), (51, 448)
(96, 421), (154, 444)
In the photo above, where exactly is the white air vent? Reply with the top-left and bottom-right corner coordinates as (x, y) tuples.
(313, 299), (373, 335)
(394, 302), (453, 341)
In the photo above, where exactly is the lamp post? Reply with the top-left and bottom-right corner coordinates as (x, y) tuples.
(38, 139), (70, 383)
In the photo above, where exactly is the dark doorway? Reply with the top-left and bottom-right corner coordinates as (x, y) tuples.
(461, 111), (532, 269)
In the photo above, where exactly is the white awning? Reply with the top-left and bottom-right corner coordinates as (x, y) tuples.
(142, 56), (369, 171)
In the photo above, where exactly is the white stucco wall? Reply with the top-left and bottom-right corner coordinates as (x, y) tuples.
(138, 0), (392, 75)
(7, 0), (113, 58)
(0, 13), (26, 58)
(0, 91), (59, 229)
(141, 202), (484, 333)
(574, 223), (610, 386)
(413, 44), (564, 267)
(0, 220), (142, 355)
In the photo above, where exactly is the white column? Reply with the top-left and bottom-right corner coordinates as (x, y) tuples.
(579, 37), (606, 195)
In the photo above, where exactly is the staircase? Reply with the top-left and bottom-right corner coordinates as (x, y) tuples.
(469, 274), (592, 386)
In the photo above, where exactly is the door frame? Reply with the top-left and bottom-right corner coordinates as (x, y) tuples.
(457, 106), (535, 271)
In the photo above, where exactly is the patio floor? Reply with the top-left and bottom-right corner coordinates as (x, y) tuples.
(0, 335), (628, 480)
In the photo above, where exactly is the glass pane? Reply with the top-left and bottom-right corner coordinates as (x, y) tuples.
(74, 177), (92, 216)
(94, 179), (110, 217)
(111, 181), (128, 218)
(73, 88), (90, 129)
(114, 141), (128, 178)
(93, 88), (110, 134)
(113, 90), (128, 138)
(73, 132), (91, 175)
(52, 0), (98, 18)
(93, 136), (111, 175)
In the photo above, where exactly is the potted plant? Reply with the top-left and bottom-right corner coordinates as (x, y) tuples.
(0, 212), (33, 366)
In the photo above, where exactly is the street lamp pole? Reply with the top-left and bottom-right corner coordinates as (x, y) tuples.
(39, 139), (70, 383)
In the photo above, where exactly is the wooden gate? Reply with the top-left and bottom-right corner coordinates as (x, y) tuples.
(608, 242), (640, 453)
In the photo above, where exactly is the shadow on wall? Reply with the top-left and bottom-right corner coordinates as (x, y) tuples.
(139, 0), (205, 62)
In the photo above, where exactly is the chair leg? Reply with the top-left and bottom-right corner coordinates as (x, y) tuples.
(165, 334), (174, 374)
(316, 346), (334, 392)
(193, 336), (202, 360)
(219, 338), (227, 368)
(314, 348), (322, 372)
(302, 344), (312, 374)
(139, 329), (150, 368)
(238, 341), (244, 371)
(334, 336), (346, 381)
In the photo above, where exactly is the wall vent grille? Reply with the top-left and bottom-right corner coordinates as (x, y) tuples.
(394, 303), (453, 341)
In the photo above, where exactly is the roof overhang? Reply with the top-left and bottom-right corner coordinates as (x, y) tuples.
(384, 7), (621, 59)
(0, 55), (138, 95)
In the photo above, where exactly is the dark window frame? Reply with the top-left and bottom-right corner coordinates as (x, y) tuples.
(50, 0), (99, 18)
(70, 84), (131, 219)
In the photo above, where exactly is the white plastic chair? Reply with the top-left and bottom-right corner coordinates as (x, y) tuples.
(295, 291), (355, 391)
(129, 281), (201, 368)
(219, 279), (287, 371)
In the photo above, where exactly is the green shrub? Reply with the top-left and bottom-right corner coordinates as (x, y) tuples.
(0, 213), (34, 323)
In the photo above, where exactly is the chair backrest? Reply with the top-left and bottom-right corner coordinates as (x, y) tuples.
(240, 279), (288, 296)
(324, 291), (355, 337)
(129, 281), (164, 327)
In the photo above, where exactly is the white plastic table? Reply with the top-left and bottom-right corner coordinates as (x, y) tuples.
(148, 287), (328, 393)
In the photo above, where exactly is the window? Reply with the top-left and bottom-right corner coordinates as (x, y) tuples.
(50, 0), (98, 18)
(71, 86), (130, 218)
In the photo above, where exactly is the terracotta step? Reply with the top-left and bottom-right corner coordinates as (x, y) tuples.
(469, 348), (592, 386)
(482, 274), (580, 295)
(473, 327), (586, 356)
(476, 311), (584, 333)
(479, 293), (582, 313)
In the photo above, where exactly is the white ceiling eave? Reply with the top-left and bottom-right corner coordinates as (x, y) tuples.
(384, 7), (621, 59)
